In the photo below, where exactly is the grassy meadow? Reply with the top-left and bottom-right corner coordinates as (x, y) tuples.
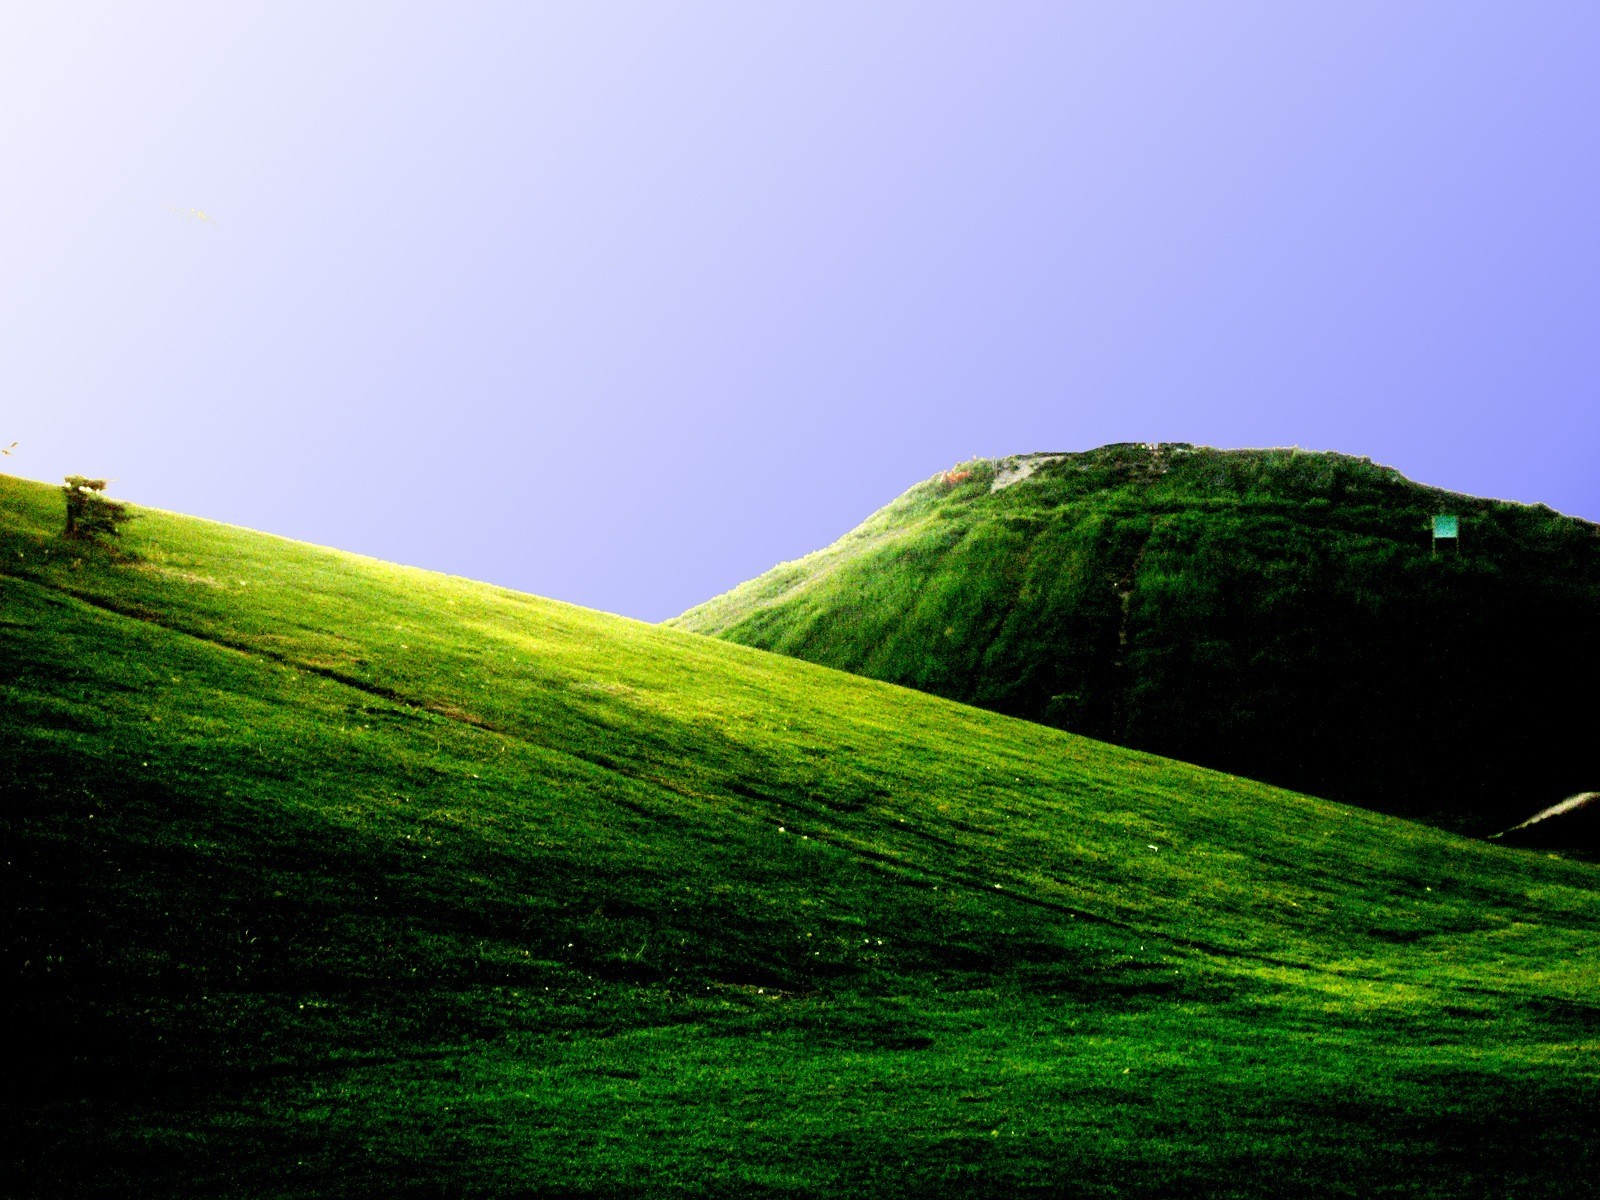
(3, 471), (1599, 1197)
(673, 444), (1600, 835)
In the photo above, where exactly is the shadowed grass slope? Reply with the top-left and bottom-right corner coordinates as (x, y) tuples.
(2, 472), (1598, 1198)
(673, 444), (1600, 835)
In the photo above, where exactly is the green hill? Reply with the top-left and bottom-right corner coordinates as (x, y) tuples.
(673, 444), (1600, 835)
(4, 471), (1599, 1198)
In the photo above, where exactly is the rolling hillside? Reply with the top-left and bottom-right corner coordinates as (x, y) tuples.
(4, 471), (1599, 1198)
(674, 444), (1600, 835)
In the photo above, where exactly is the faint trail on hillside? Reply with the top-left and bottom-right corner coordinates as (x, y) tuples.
(792, 815), (1600, 1015)
(1491, 793), (1600, 839)
(8, 564), (1599, 1017)
(0, 568), (508, 736)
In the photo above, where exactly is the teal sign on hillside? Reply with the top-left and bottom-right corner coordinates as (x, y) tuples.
(1432, 514), (1459, 539)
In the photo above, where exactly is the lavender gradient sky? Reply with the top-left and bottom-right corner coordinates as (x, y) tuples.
(4, 4), (1597, 620)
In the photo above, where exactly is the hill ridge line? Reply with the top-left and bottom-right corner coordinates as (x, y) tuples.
(11, 566), (1589, 1012)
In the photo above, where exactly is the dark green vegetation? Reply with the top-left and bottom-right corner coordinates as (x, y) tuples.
(3, 471), (1599, 1198)
(61, 475), (134, 542)
(674, 444), (1600, 835)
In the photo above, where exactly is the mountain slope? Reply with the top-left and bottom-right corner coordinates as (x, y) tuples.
(4, 471), (1599, 1198)
(673, 444), (1600, 834)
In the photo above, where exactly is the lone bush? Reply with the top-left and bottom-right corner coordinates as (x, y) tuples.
(62, 476), (134, 541)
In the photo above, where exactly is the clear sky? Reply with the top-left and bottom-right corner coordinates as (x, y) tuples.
(4, 3), (1597, 620)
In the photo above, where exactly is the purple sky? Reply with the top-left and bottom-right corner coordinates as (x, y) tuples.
(4, 4), (1598, 620)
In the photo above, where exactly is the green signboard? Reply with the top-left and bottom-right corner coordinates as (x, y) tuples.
(1432, 514), (1459, 539)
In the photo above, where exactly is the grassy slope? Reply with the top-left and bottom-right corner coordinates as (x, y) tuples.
(3, 472), (1599, 1199)
(672, 444), (1600, 834)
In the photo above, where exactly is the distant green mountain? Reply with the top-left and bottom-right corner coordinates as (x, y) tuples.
(674, 444), (1600, 835)
(5, 471), (1600, 1198)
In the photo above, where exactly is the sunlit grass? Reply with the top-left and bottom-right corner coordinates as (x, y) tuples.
(3, 472), (1598, 1198)
(673, 444), (1600, 835)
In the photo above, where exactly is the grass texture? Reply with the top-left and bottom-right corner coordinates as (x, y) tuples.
(2, 471), (1598, 1198)
(673, 444), (1600, 834)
